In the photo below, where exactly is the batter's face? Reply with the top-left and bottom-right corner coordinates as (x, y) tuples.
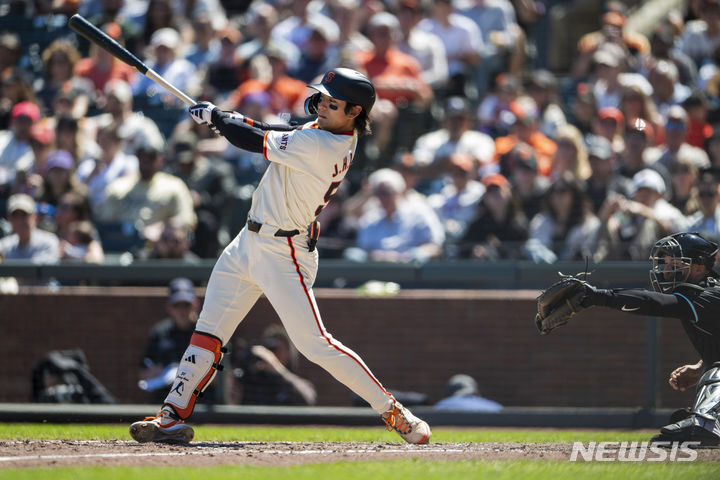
(316, 94), (360, 133)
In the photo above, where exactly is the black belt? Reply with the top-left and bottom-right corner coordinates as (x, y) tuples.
(247, 219), (300, 237)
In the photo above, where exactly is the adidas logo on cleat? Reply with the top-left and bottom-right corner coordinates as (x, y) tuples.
(184, 354), (196, 363)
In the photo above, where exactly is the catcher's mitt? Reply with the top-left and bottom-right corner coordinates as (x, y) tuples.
(535, 275), (591, 335)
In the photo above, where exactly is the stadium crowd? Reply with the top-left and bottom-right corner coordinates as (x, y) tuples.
(2, 0), (720, 266)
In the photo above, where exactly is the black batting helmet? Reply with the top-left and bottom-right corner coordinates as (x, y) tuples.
(649, 232), (719, 293)
(307, 68), (376, 114)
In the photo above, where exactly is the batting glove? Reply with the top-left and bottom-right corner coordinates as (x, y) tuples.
(189, 101), (217, 125)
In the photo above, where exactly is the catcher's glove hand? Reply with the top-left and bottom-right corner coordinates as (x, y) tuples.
(535, 274), (594, 335)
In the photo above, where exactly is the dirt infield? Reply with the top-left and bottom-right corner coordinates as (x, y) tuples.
(1, 440), (719, 468)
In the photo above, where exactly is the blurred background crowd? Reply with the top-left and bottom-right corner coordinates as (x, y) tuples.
(2, 0), (720, 267)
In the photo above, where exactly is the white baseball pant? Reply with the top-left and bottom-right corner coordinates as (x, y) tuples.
(195, 226), (395, 414)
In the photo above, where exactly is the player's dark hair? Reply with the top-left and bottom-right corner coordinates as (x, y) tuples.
(345, 103), (372, 137)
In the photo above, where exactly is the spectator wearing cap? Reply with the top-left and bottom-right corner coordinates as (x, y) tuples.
(526, 69), (567, 139)
(0, 193), (59, 265)
(651, 105), (710, 173)
(500, 142), (549, 221)
(271, 0), (339, 51)
(587, 42), (628, 110)
(527, 172), (601, 262)
(493, 96), (557, 177)
(679, 0), (720, 70)
(76, 122), (138, 207)
(412, 96), (495, 194)
(550, 124), (591, 181)
(354, 12), (433, 155)
(94, 142), (196, 242)
(459, 172), (528, 260)
(593, 106), (625, 154)
(347, 168), (445, 263)
(416, 0), (483, 97)
(396, 0), (449, 91)
(139, 277), (206, 403)
(167, 132), (236, 258)
(0, 101), (40, 191)
(132, 27), (196, 106)
(687, 170), (720, 242)
(75, 22), (137, 93)
(88, 79), (164, 156)
(36, 149), (89, 208)
(227, 45), (307, 116)
(434, 374), (503, 412)
(428, 152), (485, 242)
(596, 168), (687, 261)
(584, 135), (632, 214)
(34, 39), (94, 118)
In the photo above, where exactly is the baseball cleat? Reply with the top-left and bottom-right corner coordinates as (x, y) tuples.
(129, 408), (194, 444)
(382, 401), (431, 445)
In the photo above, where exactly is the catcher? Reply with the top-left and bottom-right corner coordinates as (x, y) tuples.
(536, 231), (720, 446)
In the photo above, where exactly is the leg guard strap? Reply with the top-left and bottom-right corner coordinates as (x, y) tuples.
(164, 331), (224, 419)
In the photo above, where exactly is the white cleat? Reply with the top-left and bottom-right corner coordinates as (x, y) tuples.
(129, 409), (194, 444)
(382, 401), (431, 444)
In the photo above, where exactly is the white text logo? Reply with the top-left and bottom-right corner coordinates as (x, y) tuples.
(569, 441), (699, 461)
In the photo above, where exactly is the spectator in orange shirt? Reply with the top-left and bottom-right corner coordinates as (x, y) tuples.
(355, 12), (432, 156)
(494, 97), (556, 177)
(74, 23), (136, 93)
(225, 45), (307, 116)
(356, 12), (432, 107)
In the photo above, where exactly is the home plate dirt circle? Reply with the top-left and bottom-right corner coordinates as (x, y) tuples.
(1, 440), (719, 468)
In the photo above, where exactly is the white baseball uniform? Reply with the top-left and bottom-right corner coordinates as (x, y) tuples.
(191, 120), (394, 414)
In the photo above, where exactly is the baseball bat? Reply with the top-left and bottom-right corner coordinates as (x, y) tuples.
(68, 14), (196, 106)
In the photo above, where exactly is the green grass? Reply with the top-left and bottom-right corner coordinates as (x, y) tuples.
(0, 461), (717, 480)
(0, 423), (655, 443)
(0, 425), (714, 479)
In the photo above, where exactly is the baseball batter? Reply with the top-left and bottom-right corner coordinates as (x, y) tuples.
(129, 68), (431, 445)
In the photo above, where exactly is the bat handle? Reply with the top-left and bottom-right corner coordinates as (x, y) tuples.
(145, 69), (196, 106)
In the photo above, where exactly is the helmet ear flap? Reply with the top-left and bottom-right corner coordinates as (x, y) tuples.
(304, 93), (321, 116)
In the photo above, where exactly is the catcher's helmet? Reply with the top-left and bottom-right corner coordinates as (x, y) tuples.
(649, 232), (719, 293)
(306, 68), (376, 114)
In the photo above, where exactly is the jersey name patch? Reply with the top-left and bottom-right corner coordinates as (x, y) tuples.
(333, 153), (352, 178)
(279, 133), (290, 150)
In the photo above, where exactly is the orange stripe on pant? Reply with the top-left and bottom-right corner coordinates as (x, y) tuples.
(285, 237), (391, 398)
